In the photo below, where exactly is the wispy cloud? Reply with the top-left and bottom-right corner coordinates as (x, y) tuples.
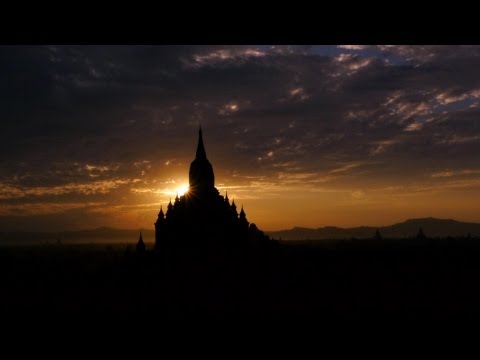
(0, 202), (105, 216)
(437, 135), (480, 145)
(370, 139), (398, 156)
(185, 47), (267, 68)
(0, 179), (130, 200)
(431, 169), (480, 178)
(330, 162), (363, 174)
(2, 45), (480, 229)
(337, 45), (367, 50)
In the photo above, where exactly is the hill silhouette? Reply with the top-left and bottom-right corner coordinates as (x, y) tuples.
(267, 217), (480, 240)
(2, 217), (479, 244)
(3, 220), (480, 328)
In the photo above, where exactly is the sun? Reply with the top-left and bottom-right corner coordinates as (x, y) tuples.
(176, 183), (189, 196)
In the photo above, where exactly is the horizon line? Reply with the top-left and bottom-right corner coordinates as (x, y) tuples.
(2, 216), (480, 233)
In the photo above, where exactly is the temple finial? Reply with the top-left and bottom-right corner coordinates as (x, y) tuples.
(240, 205), (246, 217)
(196, 126), (207, 159)
(136, 230), (145, 253)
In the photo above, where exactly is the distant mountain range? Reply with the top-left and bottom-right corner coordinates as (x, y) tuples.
(266, 217), (480, 240)
(1, 218), (480, 244)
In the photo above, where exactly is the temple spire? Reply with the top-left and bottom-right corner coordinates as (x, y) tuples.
(189, 126), (215, 190)
(136, 231), (145, 253)
(196, 126), (207, 159)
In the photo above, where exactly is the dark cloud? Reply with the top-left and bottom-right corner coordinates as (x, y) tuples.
(1, 45), (480, 230)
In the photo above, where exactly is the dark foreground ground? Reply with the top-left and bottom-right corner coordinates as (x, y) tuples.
(1, 238), (480, 334)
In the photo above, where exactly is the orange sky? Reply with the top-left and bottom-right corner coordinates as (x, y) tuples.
(1, 45), (480, 231)
(106, 156), (480, 231)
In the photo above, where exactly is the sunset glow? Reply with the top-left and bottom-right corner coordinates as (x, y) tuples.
(1, 45), (480, 232)
(176, 183), (189, 197)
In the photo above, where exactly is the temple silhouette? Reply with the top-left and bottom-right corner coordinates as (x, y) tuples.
(152, 127), (269, 255)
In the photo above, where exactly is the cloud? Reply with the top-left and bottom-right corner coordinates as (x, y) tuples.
(351, 190), (365, 199)
(0, 202), (104, 216)
(369, 139), (399, 155)
(404, 122), (423, 132)
(0, 179), (130, 200)
(431, 169), (480, 178)
(437, 135), (480, 145)
(329, 162), (363, 174)
(187, 47), (267, 68)
(337, 45), (367, 50)
(2, 45), (480, 229)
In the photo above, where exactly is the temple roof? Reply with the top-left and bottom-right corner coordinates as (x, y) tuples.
(189, 127), (215, 191)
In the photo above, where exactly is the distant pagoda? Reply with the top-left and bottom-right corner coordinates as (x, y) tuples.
(136, 231), (145, 253)
(154, 127), (268, 254)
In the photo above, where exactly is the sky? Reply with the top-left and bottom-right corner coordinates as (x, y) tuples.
(1, 45), (480, 231)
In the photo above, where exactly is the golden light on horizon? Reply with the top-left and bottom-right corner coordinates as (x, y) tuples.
(4, 46), (480, 233)
(155, 182), (190, 202)
(176, 183), (189, 196)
